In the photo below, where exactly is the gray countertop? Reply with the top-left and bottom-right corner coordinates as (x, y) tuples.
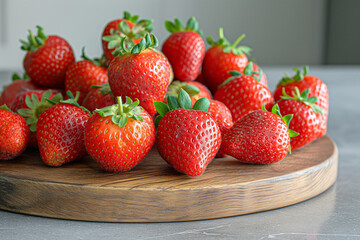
(1, 66), (360, 240)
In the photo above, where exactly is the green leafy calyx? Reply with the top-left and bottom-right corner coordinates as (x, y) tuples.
(94, 96), (144, 128)
(17, 90), (63, 132)
(278, 66), (309, 87)
(112, 33), (158, 56)
(20, 25), (48, 52)
(218, 62), (262, 89)
(263, 104), (299, 154)
(91, 83), (113, 97)
(122, 11), (153, 32)
(57, 91), (91, 114)
(102, 12), (153, 54)
(280, 87), (324, 115)
(123, 11), (139, 23)
(165, 17), (202, 36)
(0, 104), (13, 112)
(12, 73), (29, 81)
(206, 28), (251, 56)
(154, 89), (210, 127)
(243, 61), (262, 83)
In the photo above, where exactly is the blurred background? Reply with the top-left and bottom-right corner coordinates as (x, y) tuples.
(0, 0), (359, 72)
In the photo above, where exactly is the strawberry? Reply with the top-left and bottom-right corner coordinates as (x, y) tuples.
(208, 99), (233, 158)
(84, 96), (155, 172)
(274, 66), (329, 137)
(277, 87), (325, 151)
(0, 73), (39, 107)
(65, 48), (108, 104)
(101, 11), (153, 64)
(166, 80), (212, 104)
(214, 63), (274, 122)
(20, 26), (75, 88)
(0, 105), (30, 160)
(154, 89), (221, 177)
(36, 92), (90, 166)
(202, 28), (251, 93)
(222, 104), (298, 164)
(108, 33), (171, 116)
(162, 17), (205, 81)
(14, 89), (63, 148)
(82, 84), (115, 112)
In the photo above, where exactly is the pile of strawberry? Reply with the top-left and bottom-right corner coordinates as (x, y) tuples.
(0, 12), (329, 177)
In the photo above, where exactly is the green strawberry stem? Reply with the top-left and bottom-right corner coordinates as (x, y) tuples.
(117, 97), (128, 127)
(262, 104), (299, 154)
(277, 66), (309, 87)
(95, 96), (144, 128)
(280, 87), (324, 115)
(118, 96), (124, 114)
(20, 25), (48, 52)
(206, 28), (251, 56)
(231, 33), (245, 49)
(218, 27), (225, 39)
(154, 89), (210, 128)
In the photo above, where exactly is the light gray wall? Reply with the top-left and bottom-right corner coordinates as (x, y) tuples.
(326, 0), (360, 65)
(0, 0), (329, 71)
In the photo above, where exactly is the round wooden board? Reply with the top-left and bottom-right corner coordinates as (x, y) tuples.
(0, 136), (338, 222)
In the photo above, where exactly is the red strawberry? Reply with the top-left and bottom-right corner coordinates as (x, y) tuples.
(82, 84), (115, 112)
(36, 92), (90, 166)
(108, 33), (171, 116)
(166, 80), (212, 104)
(154, 89), (221, 177)
(20, 26), (75, 88)
(202, 28), (251, 93)
(274, 66), (328, 137)
(65, 48), (108, 104)
(277, 87), (325, 151)
(14, 89), (63, 148)
(208, 99), (233, 158)
(222, 104), (298, 164)
(101, 11), (153, 64)
(162, 17), (205, 81)
(0, 105), (30, 160)
(84, 97), (155, 172)
(214, 65), (274, 122)
(0, 73), (39, 107)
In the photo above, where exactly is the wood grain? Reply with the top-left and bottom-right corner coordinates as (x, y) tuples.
(0, 136), (338, 222)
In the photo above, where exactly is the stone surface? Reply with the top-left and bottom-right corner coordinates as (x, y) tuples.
(1, 66), (360, 240)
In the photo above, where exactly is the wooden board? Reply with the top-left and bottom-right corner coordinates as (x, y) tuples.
(0, 136), (338, 222)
